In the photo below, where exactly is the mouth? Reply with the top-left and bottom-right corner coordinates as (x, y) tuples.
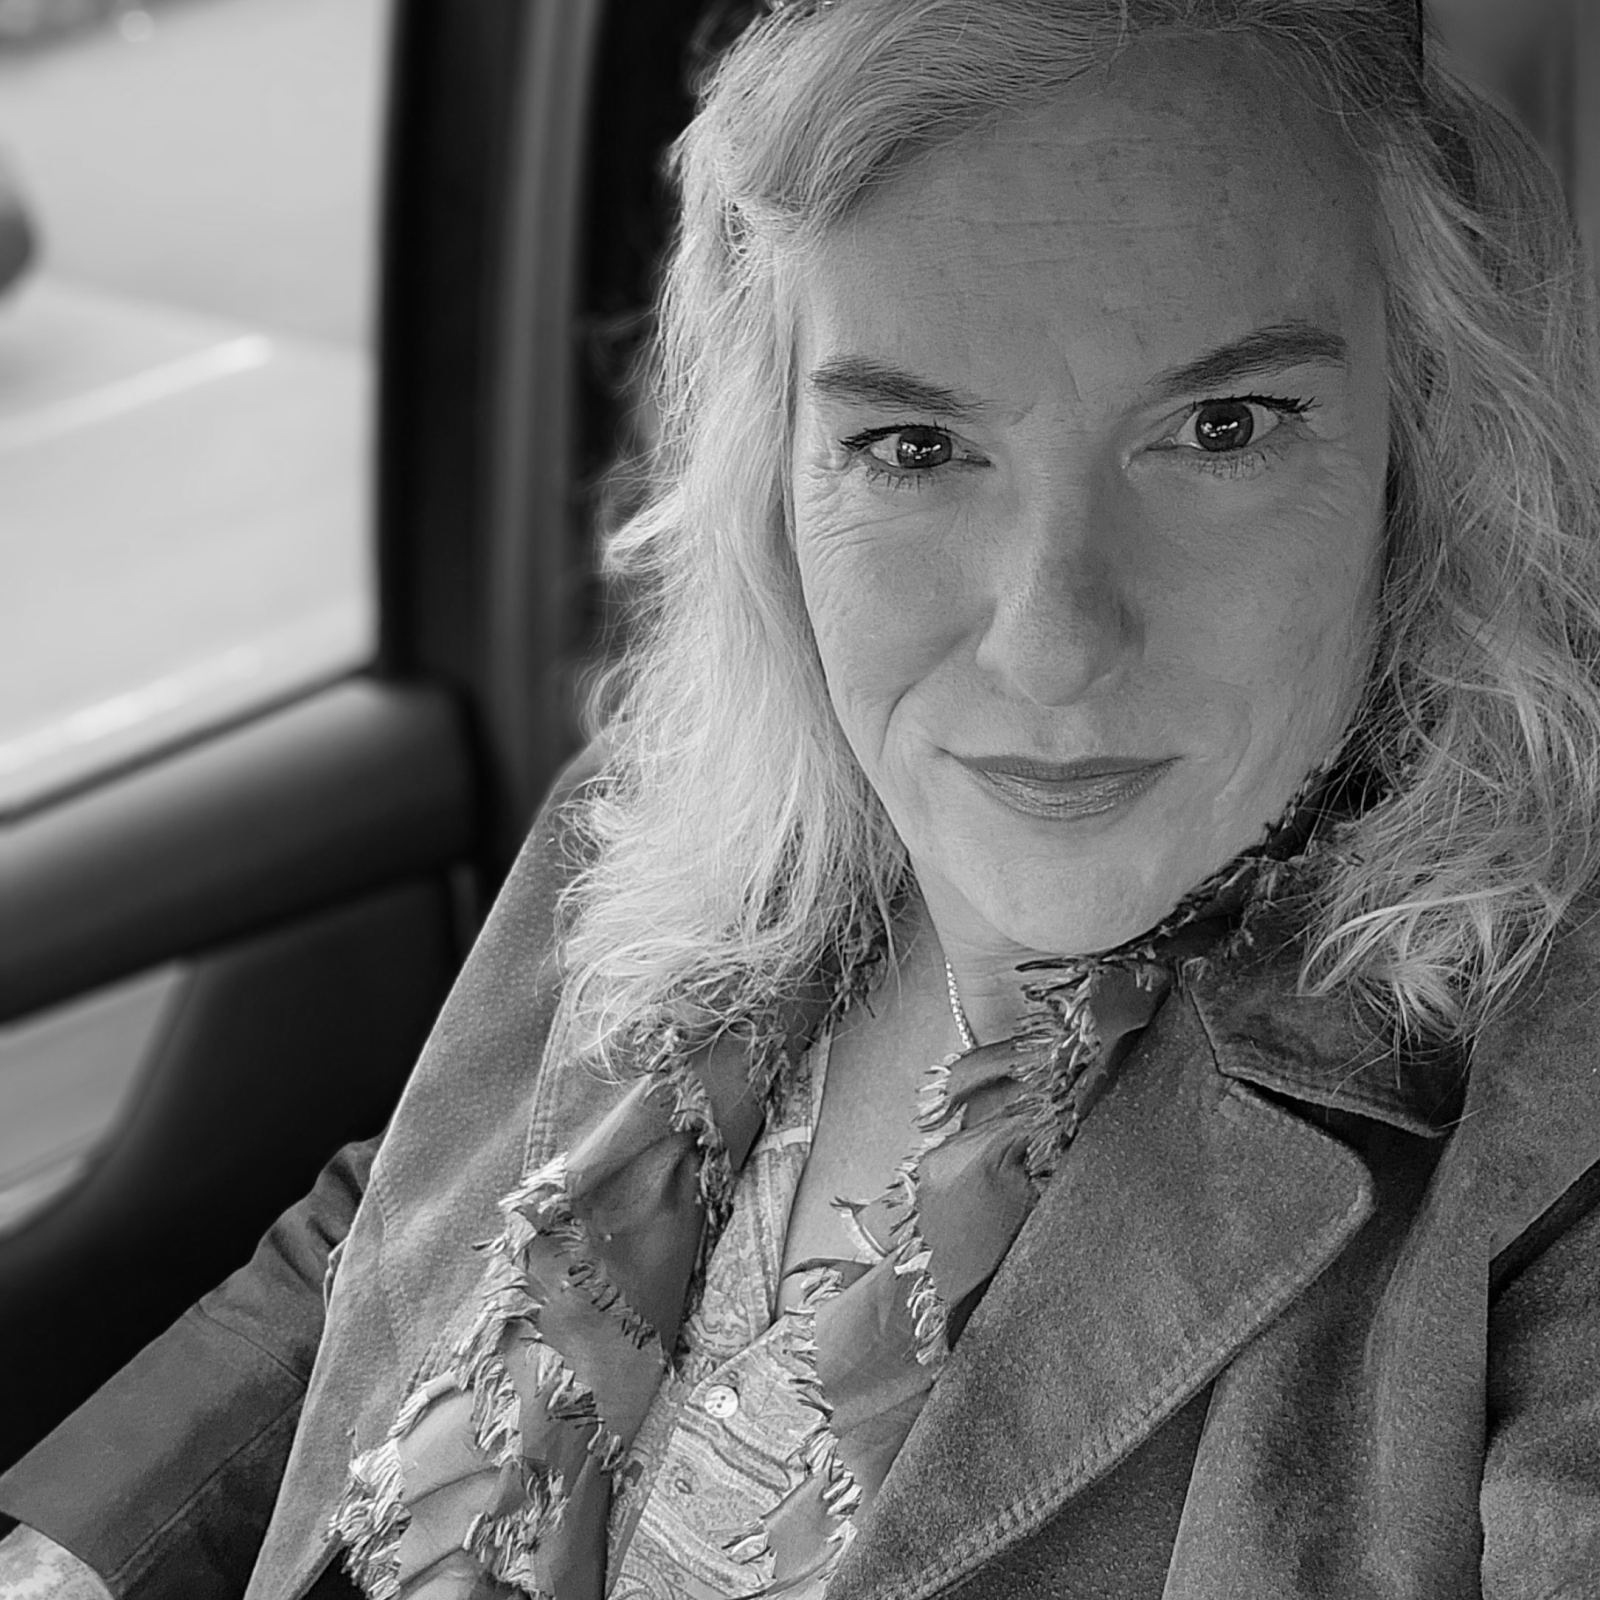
(954, 753), (1176, 820)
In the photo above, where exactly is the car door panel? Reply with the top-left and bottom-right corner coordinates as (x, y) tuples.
(4, 679), (473, 1020)
(0, 867), (461, 1467)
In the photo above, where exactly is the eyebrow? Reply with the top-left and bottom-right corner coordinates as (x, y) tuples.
(806, 319), (1349, 422)
(805, 357), (990, 421)
(1149, 320), (1349, 400)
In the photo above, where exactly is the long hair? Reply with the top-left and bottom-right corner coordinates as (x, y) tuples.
(552, 0), (1600, 1071)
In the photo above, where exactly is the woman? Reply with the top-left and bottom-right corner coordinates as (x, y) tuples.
(6, 0), (1600, 1594)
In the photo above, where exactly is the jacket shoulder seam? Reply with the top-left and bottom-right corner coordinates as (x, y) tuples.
(187, 1301), (309, 1386)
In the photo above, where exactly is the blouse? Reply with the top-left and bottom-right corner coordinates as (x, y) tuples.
(605, 1027), (855, 1598)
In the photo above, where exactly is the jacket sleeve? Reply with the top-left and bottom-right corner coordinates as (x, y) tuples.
(0, 1137), (376, 1598)
(1481, 1164), (1600, 1596)
(0, 741), (608, 1599)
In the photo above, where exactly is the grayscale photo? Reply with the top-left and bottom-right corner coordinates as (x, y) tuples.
(1, 1), (1598, 1595)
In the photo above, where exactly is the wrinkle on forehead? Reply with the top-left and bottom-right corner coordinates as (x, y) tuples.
(794, 32), (1381, 425)
(853, 32), (1374, 251)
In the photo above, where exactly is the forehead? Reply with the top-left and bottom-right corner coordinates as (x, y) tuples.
(796, 36), (1380, 394)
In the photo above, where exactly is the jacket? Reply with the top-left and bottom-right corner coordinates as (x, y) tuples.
(5, 749), (1600, 1599)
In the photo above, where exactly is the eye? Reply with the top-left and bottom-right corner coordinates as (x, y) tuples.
(1171, 396), (1311, 455)
(849, 424), (957, 472)
(838, 423), (985, 491)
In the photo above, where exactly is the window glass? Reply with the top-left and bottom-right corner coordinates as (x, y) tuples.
(0, 0), (389, 815)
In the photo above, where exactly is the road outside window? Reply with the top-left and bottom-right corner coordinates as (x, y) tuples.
(0, 0), (388, 816)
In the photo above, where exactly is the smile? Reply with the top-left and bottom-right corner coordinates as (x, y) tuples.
(954, 754), (1177, 821)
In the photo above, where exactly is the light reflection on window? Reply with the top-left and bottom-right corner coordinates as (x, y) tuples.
(0, 0), (388, 815)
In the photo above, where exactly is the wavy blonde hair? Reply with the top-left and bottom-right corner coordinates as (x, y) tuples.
(553, 0), (1600, 1067)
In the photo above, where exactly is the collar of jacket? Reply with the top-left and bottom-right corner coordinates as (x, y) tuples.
(1184, 899), (1466, 1139)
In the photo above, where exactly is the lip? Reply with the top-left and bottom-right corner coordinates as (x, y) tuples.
(954, 752), (1176, 820)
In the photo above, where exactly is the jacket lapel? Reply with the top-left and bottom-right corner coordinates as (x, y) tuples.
(1187, 907), (1465, 1138)
(825, 980), (1375, 1600)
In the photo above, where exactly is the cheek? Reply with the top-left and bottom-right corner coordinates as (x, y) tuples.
(793, 478), (969, 739)
(1207, 458), (1385, 759)
(1271, 465), (1383, 689)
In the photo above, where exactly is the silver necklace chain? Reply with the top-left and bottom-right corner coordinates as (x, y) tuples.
(944, 958), (978, 1053)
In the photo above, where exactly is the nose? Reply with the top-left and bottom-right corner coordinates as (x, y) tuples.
(972, 472), (1143, 707)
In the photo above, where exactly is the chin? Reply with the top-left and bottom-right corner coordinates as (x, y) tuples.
(905, 768), (1233, 956)
(974, 869), (1178, 960)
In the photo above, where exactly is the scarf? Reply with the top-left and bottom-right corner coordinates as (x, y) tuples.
(328, 821), (1326, 1600)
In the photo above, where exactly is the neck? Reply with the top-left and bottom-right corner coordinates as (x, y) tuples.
(897, 891), (1037, 1048)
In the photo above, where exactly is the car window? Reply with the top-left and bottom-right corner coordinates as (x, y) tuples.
(0, 0), (391, 817)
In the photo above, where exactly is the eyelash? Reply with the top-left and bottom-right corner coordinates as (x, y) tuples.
(840, 424), (979, 492)
(839, 393), (1316, 491)
(1176, 393), (1314, 480)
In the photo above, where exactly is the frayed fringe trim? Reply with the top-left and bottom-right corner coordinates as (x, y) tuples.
(332, 913), (902, 1595)
(458, 1328), (627, 1477)
(465, 1150), (664, 1419)
(331, 1150), (648, 1588)
(914, 1050), (960, 1137)
(745, 1035), (794, 1112)
(464, 1350), (529, 1467)
(725, 1507), (857, 1595)
(830, 1514), (860, 1564)
(884, 1045), (969, 1365)
(458, 1158), (650, 1480)
(724, 1519), (772, 1568)
(1012, 968), (1102, 1183)
(330, 1437), (407, 1600)
(600, 914), (890, 1336)
(886, 1163), (949, 1369)
(826, 917), (890, 1028)
(464, 1467), (566, 1595)
(333, 1312), (620, 1594)
(786, 1268), (866, 1548)
(1003, 787), (1333, 1182)
(891, 1243), (948, 1369)
(498, 1157), (659, 1351)
(564, 1253), (657, 1350)
(390, 1371), (457, 1440)
(630, 1039), (739, 1329)
(802, 1423), (866, 1528)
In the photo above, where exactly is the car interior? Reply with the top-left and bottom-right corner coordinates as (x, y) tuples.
(0, 0), (761, 1478)
(0, 0), (1591, 1499)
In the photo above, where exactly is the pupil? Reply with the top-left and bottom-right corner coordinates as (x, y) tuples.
(1194, 401), (1254, 452)
(897, 429), (951, 468)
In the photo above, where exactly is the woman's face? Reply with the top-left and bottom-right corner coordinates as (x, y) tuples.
(790, 37), (1390, 962)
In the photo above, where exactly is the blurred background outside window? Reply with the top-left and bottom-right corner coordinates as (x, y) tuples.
(0, 0), (389, 816)
(0, 0), (1595, 824)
